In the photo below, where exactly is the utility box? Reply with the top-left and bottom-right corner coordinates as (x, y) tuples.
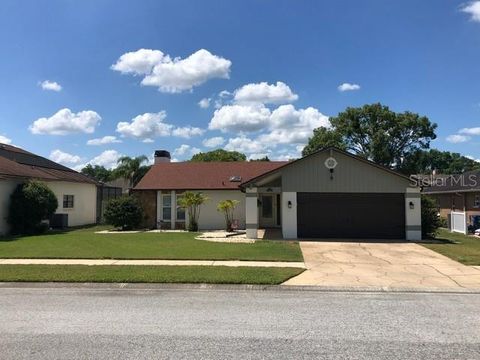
(50, 214), (68, 229)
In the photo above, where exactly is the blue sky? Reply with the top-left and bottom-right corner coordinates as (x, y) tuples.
(1, 0), (480, 168)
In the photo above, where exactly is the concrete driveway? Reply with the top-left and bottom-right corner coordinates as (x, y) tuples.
(284, 241), (480, 290)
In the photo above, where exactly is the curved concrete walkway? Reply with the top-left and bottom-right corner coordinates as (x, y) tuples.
(284, 241), (480, 289)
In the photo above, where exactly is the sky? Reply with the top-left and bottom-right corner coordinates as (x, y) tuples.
(1, 0), (480, 169)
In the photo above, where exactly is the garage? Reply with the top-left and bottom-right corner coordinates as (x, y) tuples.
(242, 147), (422, 241)
(297, 193), (406, 239)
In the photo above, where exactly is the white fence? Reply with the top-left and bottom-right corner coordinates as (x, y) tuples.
(451, 211), (467, 235)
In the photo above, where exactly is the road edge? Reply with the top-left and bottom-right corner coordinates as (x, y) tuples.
(1, 282), (480, 294)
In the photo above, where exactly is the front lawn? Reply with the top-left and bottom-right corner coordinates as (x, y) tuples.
(0, 227), (303, 262)
(0, 265), (304, 284)
(422, 228), (480, 266)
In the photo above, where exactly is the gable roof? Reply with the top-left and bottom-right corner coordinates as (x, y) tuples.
(240, 146), (412, 188)
(134, 161), (288, 190)
(0, 143), (98, 185)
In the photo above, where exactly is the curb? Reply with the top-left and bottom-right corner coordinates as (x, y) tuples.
(1, 282), (480, 294)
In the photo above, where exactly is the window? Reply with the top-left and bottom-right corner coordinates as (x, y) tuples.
(63, 195), (74, 209)
(475, 195), (480, 208)
(162, 194), (172, 220)
(176, 194), (186, 221)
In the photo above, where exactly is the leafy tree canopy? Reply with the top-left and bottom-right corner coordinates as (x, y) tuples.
(303, 103), (437, 170)
(250, 156), (270, 162)
(399, 149), (480, 175)
(190, 149), (247, 162)
(81, 164), (114, 183)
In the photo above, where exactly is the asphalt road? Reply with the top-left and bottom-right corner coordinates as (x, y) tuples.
(1, 285), (480, 359)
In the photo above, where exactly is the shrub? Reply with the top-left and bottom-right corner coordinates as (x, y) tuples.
(421, 195), (441, 238)
(8, 181), (58, 235)
(217, 200), (240, 232)
(104, 196), (143, 231)
(178, 192), (208, 232)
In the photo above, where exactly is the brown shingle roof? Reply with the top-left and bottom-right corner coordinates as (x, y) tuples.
(134, 161), (288, 190)
(0, 143), (97, 185)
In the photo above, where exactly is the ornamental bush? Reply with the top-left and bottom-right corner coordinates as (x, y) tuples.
(421, 195), (441, 239)
(8, 181), (58, 235)
(104, 196), (143, 231)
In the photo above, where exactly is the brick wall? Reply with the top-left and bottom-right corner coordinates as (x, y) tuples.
(133, 190), (157, 229)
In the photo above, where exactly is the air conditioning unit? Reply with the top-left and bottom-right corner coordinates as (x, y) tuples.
(50, 214), (68, 229)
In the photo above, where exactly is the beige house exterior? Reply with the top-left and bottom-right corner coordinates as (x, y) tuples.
(0, 143), (98, 235)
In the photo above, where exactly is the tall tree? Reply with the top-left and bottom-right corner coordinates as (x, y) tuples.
(399, 149), (480, 175)
(303, 103), (437, 169)
(302, 128), (346, 156)
(190, 149), (247, 162)
(113, 155), (150, 187)
(80, 164), (113, 183)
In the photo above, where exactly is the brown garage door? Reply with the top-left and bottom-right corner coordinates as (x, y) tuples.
(297, 193), (405, 239)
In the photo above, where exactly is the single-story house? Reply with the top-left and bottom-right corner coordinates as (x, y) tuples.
(422, 171), (480, 229)
(0, 143), (98, 235)
(134, 147), (422, 240)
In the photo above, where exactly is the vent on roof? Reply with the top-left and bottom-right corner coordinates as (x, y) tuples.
(229, 175), (242, 182)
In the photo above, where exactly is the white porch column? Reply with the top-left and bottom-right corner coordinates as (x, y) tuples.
(405, 188), (422, 241)
(245, 187), (258, 239)
(282, 192), (297, 239)
(156, 191), (162, 229)
(171, 190), (176, 230)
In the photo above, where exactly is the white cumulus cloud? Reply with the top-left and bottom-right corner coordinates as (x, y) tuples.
(29, 108), (101, 135)
(209, 104), (272, 133)
(88, 150), (122, 169)
(49, 149), (82, 165)
(40, 80), (62, 92)
(338, 83), (361, 92)
(116, 112), (172, 141)
(202, 136), (225, 148)
(446, 134), (471, 143)
(173, 144), (201, 158)
(459, 127), (480, 135)
(258, 105), (330, 145)
(233, 81), (298, 105)
(87, 136), (122, 146)
(198, 98), (211, 109)
(461, 1), (480, 22)
(0, 134), (12, 144)
(112, 48), (231, 93)
(172, 126), (205, 139)
(224, 136), (266, 154)
(116, 111), (203, 141)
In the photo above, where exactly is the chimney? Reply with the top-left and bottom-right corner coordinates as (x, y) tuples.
(154, 150), (171, 164)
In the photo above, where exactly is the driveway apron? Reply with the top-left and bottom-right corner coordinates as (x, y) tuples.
(284, 241), (480, 289)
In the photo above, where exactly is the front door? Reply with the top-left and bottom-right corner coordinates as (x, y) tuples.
(259, 194), (276, 228)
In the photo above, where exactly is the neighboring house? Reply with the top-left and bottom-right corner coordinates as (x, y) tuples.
(134, 147), (422, 240)
(104, 177), (130, 194)
(0, 143), (98, 235)
(422, 171), (480, 228)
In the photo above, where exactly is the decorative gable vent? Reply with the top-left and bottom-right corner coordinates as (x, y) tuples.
(229, 175), (242, 182)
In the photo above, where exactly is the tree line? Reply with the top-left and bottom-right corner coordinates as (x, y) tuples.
(82, 103), (480, 185)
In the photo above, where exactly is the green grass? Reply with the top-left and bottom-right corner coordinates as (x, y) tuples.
(0, 265), (304, 284)
(422, 228), (480, 266)
(0, 226), (302, 262)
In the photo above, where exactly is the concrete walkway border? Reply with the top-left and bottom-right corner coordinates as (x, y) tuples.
(0, 259), (306, 268)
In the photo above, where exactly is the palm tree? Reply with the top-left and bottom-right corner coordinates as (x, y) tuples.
(217, 200), (240, 232)
(178, 191), (209, 231)
(113, 155), (150, 188)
